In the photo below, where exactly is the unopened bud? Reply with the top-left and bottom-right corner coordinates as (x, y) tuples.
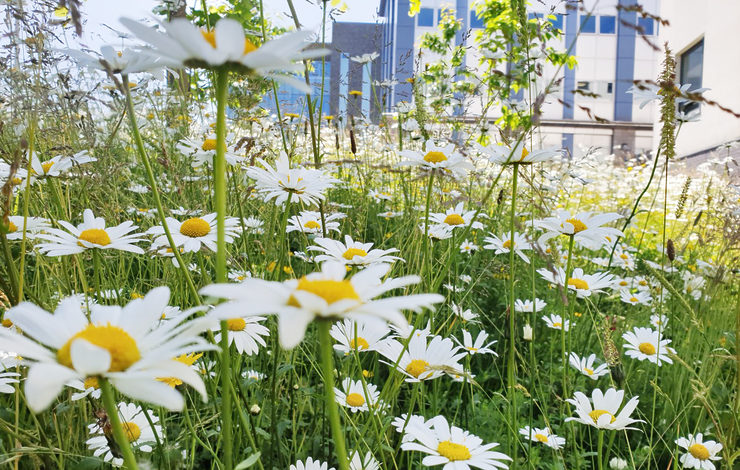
(609, 457), (628, 470)
(249, 404), (260, 415)
(666, 239), (675, 262)
(523, 324), (533, 341)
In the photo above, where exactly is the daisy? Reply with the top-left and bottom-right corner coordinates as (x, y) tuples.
(368, 189), (392, 202)
(0, 367), (19, 393)
(330, 319), (390, 354)
(454, 330), (498, 356)
(309, 235), (402, 267)
(451, 303), (479, 323)
(67, 377), (102, 400)
(121, 18), (327, 91)
(290, 458), (334, 470)
(480, 141), (562, 165)
(247, 152), (337, 207)
(36, 209), (145, 256)
(483, 232), (532, 263)
(64, 45), (160, 75)
(565, 388), (643, 430)
(4, 216), (50, 240)
(620, 290), (652, 306)
(459, 240), (479, 254)
(519, 426), (566, 449)
(243, 369), (265, 381)
(622, 327), (675, 365)
(542, 314), (572, 331)
(429, 203), (484, 230)
(378, 330), (465, 382)
(156, 352), (205, 387)
(514, 298), (546, 313)
(349, 451), (381, 470)
(398, 139), (475, 177)
(86, 402), (161, 467)
(201, 262), (443, 349)
(0, 287), (215, 412)
(425, 224), (454, 240)
(228, 270), (252, 282)
(211, 315), (269, 355)
(537, 267), (615, 298)
(650, 314), (669, 329)
(682, 272), (706, 300)
(675, 433), (723, 470)
(148, 213), (241, 253)
(287, 211), (344, 235)
(400, 414), (512, 469)
(334, 378), (383, 413)
(241, 216), (264, 234)
(532, 209), (623, 250)
(568, 353), (609, 380)
(177, 135), (244, 168)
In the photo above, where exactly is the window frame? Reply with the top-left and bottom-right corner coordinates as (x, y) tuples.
(678, 39), (704, 115)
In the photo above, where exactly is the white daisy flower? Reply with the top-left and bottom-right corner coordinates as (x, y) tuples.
(480, 141), (562, 165)
(514, 298), (546, 313)
(0, 368), (20, 393)
(67, 377), (102, 400)
(247, 152), (338, 207)
(459, 240), (479, 254)
(675, 433), (723, 470)
(568, 353), (609, 380)
(228, 270), (252, 282)
(330, 319), (390, 354)
(334, 378), (383, 413)
(542, 314), (572, 331)
(368, 189), (392, 202)
(4, 216), (50, 240)
(0, 287), (215, 412)
(622, 327), (675, 366)
(537, 267), (615, 298)
(565, 387), (644, 430)
(86, 403), (162, 467)
(177, 135), (245, 168)
(148, 213), (241, 253)
(400, 414), (512, 469)
(451, 303), (479, 323)
(609, 457), (629, 469)
(378, 210), (402, 219)
(682, 272), (706, 300)
(348, 450), (381, 470)
(241, 216), (264, 234)
(289, 457), (334, 470)
(620, 290), (652, 306)
(650, 314), (669, 329)
(64, 45), (160, 75)
(519, 426), (566, 449)
(454, 330), (498, 356)
(378, 330), (465, 382)
(483, 232), (532, 263)
(36, 209), (145, 256)
(428, 203), (485, 230)
(201, 262), (443, 349)
(309, 235), (402, 267)
(287, 211), (344, 235)
(398, 139), (475, 178)
(393, 414), (430, 442)
(425, 224), (454, 240)
(211, 316), (269, 356)
(532, 209), (623, 250)
(243, 369), (265, 381)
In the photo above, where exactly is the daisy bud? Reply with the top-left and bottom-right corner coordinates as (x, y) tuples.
(666, 239), (675, 262)
(523, 324), (533, 341)
(609, 457), (628, 470)
(249, 404), (261, 415)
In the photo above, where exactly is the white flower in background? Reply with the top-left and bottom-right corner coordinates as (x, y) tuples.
(0, 366), (19, 393)
(378, 330), (465, 382)
(609, 457), (628, 470)
(650, 314), (669, 329)
(484, 232), (533, 263)
(330, 319), (390, 354)
(622, 327), (675, 366)
(519, 426), (565, 450)
(398, 139), (475, 177)
(620, 290), (652, 306)
(682, 272), (706, 300)
(566, 388), (643, 430)
(66, 377), (102, 400)
(0, 287), (215, 412)
(454, 330), (498, 356)
(429, 203), (484, 230)
(202, 262), (443, 349)
(569, 353), (609, 380)
(675, 433), (723, 470)
(523, 324), (533, 340)
(334, 378), (383, 413)
(247, 152), (337, 206)
(287, 211), (344, 235)
(451, 303), (479, 323)
(289, 457), (334, 470)
(228, 270), (252, 282)
(542, 314), (572, 331)
(400, 414), (512, 469)
(149, 213), (241, 253)
(350, 52), (379, 63)
(243, 369), (265, 381)
(177, 135), (245, 168)
(64, 45), (160, 75)
(4, 216), (50, 240)
(627, 83), (661, 109)
(241, 216), (264, 234)
(612, 245), (636, 270)
(368, 189), (392, 202)
(538, 267), (615, 298)
(36, 209), (145, 256)
(480, 141), (562, 165)
(514, 298), (546, 313)
(28, 151), (96, 181)
(348, 451), (381, 470)
(425, 223), (454, 240)
(459, 239), (479, 254)
(309, 235), (402, 267)
(211, 315), (269, 355)
(86, 403), (162, 468)
(532, 210), (623, 250)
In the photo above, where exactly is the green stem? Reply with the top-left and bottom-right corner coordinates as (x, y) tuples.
(317, 320), (349, 470)
(562, 235), (575, 401)
(99, 378), (139, 470)
(597, 430), (605, 470)
(507, 163), (519, 466)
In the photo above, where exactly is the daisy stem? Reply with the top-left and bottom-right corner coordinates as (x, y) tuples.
(99, 378), (138, 470)
(562, 235), (575, 401)
(421, 171), (435, 279)
(508, 163), (519, 466)
(317, 320), (349, 470)
(597, 430), (605, 470)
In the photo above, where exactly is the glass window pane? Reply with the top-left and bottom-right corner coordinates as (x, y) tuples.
(418, 7), (434, 27)
(549, 14), (564, 32)
(580, 15), (596, 33)
(680, 40), (704, 89)
(599, 15), (616, 34)
(470, 11), (485, 29)
(637, 17), (654, 35)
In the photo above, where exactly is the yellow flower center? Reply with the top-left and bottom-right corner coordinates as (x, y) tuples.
(638, 342), (656, 355)
(121, 421), (141, 442)
(288, 278), (360, 306)
(349, 337), (370, 350)
(345, 393), (365, 407)
(83, 377), (100, 389)
(630, 297), (638, 303)
(303, 220), (321, 230)
(7, 221), (17, 233)
(589, 409), (616, 424)
(201, 139), (217, 151)
(619, 281), (628, 286)
(227, 318), (246, 331)
(552, 322), (562, 328)
(342, 248), (368, 260)
(564, 218), (587, 233)
(1, 318), (12, 328)
(689, 443), (710, 460)
(437, 440), (471, 461)
(77, 229), (111, 247)
(466, 347), (479, 352)
(57, 324), (141, 372)
(534, 433), (548, 443)
(423, 151), (447, 163)
(620, 253), (629, 259)
(180, 217), (211, 238)
(349, 90), (363, 96)
(157, 352), (204, 387)
(584, 368), (594, 375)
(41, 161), (54, 174)
(405, 359), (429, 378)
(443, 214), (465, 226)
(200, 29), (257, 55)
(567, 278), (589, 290)
(518, 147), (530, 162)
(502, 239), (513, 249)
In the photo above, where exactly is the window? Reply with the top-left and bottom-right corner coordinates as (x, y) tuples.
(577, 81), (590, 91)
(607, 82), (613, 94)
(599, 15), (616, 34)
(679, 39), (704, 114)
(470, 10), (485, 29)
(417, 7), (434, 27)
(580, 15), (596, 33)
(549, 14), (564, 32)
(637, 17), (654, 35)
(528, 12), (543, 20)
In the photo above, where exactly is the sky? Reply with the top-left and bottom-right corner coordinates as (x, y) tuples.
(77, 0), (381, 47)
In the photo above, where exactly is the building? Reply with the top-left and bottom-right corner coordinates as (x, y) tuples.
(657, 0), (740, 163)
(378, 0), (662, 157)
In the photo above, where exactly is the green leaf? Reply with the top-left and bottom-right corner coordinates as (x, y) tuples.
(235, 452), (262, 470)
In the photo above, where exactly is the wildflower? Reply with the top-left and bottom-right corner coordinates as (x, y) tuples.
(0, 288), (215, 412)
(675, 433), (723, 470)
(514, 298), (546, 313)
(4, 216), (50, 240)
(228, 270), (252, 282)
(650, 314), (669, 329)
(64, 45), (160, 75)
(398, 139), (475, 177)
(243, 369), (265, 381)
(176, 135), (244, 168)
(609, 457), (628, 469)
(682, 272), (706, 300)
(309, 235), (402, 267)
(149, 213), (241, 253)
(0, 367), (19, 393)
(451, 303), (479, 323)
(400, 415), (512, 469)
(247, 152), (337, 206)
(523, 324), (533, 340)
(36, 209), (145, 256)
(334, 378), (383, 413)
(330, 319), (390, 354)
(532, 209), (623, 250)
(349, 451), (381, 470)
(368, 189), (392, 202)
(287, 211), (344, 235)
(86, 403), (162, 468)
(459, 240), (479, 254)
(290, 458), (334, 470)
(569, 353), (609, 380)
(483, 232), (532, 263)
(66, 377), (102, 400)
(429, 203), (484, 230)
(480, 141), (562, 165)
(565, 388), (643, 430)
(537, 267), (615, 298)
(620, 290), (652, 306)
(350, 52), (379, 63)
(201, 262), (443, 349)
(211, 315), (269, 355)
(454, 330), (498, 356)
(378, 330), (465, 382)
(425, 224), (454, 240)
(542, 314), (572, 331)
(519, 426), (565, 449)
(622, 327), (675, 365)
